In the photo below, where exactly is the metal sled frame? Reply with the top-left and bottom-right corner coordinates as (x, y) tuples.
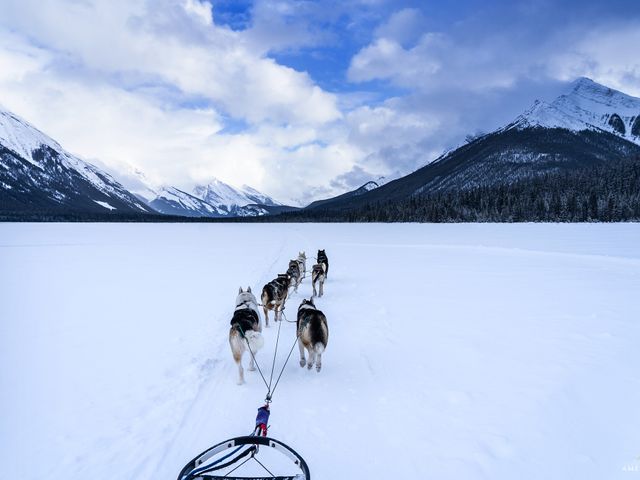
(178, 436), (310, 480)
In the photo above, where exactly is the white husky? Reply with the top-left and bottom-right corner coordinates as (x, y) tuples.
(229, 287), (264, 384)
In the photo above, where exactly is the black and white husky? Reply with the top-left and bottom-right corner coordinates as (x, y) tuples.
(235, 286), (261, 329)
(311, 264), (326, 297)
(261, 274), (291, 326)
(317, 249), (329, 278)
(287, 260), (302, 292)
(297, 298), (329, 372)
(229, 305), (264, 385)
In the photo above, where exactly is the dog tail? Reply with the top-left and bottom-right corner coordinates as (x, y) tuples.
(314, 342), (325, 355)
(261, 289), (272, 306)
(229, 328), (244, 361)
(245, 330), (264, 352)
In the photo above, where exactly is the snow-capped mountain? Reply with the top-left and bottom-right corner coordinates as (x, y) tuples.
(509, 77), (640, 144)
(192, 178), (280, 215)
(0, 106), (150, 215)
(135, 178), (281, 218)
(148, 187), (227, 217)
(239, 184), (281, 206)
(301, 78), (640, 213)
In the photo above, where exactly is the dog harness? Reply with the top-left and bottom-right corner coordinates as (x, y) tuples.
(231, 308), (259, 338)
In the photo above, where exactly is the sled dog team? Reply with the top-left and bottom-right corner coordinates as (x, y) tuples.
(229, 250), (330, 384)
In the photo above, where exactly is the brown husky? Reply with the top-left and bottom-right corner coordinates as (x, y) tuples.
(287, 259), (302, 292)
(261, 274), (291, 326)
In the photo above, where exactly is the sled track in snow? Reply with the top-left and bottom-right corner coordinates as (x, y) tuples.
(152, 232), (315, 477)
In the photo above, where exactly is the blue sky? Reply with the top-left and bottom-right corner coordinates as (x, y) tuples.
(0, 0), (639, 204)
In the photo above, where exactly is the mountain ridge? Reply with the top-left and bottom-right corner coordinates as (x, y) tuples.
(140, 180), (282, 218)
(299, 77), (640, 213)
(191, 178), (281, 215)
(508, 77), (640, 144)
(0, 107), (150, 214)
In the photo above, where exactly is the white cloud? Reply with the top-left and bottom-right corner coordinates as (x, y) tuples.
(243, 0), (332, 55)
(546, 22), (640, 97)
(0, 0), (352, 205)
(348, 28), (530, 92)
(0, 32), (52, 84)
(350, 12), (640, 98)
(347, 102), (439, 155)
(348, 34), (443, 85)
(0, 63), (223, 186)
(373, 8), (426, 47)
(344, 97), (455, 178)
(183, 0), (213, 25)
(0, 0), (341, 125)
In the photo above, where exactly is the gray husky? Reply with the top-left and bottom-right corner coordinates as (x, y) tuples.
(261, 274), (291, 326)
(297, 298), (329, 372)
(311, 263), (326, 297)
(296, 251), (307, 278)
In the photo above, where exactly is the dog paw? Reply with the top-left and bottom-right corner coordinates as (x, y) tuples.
(237, 379), (245, 385)
(299, 359), (306, 367)
(316, 365), (321, 372)
(307, 363), (313, 370)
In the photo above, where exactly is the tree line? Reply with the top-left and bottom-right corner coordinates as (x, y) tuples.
(272, 156), (640, 222)
(5, 156), (640, 223)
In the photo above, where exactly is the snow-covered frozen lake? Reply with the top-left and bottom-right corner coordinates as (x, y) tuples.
(1, 223), (639, 479)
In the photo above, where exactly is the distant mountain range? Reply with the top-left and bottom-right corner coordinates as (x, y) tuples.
(146, 186), (227, 217)
(139, 179), (288, 218)
(0, 107), (287, 218)
(2, 77), (639, 221)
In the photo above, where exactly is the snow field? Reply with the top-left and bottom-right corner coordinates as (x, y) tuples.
(1, 223), (639, 479)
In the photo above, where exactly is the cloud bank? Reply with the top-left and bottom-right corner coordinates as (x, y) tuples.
(0, 0), (638, 205)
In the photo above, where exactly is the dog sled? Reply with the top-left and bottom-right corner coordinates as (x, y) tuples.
(178, 405), (310, 480)
(177, 434), (310, 480)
